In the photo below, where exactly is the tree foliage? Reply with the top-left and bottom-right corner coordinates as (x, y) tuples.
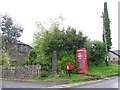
(25, 49), (37, 65)
(34, 26), (87, 54)
(0, 15), (23, 51)
(85, 40), (106, 66)
(33, 17), (87, 74)
(103, 2), (112, 51)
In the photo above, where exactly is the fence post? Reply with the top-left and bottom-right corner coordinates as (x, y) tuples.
(37, 64), (41, 77)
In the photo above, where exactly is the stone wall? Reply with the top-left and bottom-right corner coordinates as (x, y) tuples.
(1, 65), (41, 79)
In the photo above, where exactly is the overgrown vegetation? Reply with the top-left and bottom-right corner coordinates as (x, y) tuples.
(25, 49), (37, 65)
(32, 17), (88, 75)
(85, 40), (106, 66)
(0, 53), (11, 66)
(24, 16), (107, 77)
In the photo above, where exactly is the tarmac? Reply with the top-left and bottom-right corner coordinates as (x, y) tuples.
(1, 76), (115, 88)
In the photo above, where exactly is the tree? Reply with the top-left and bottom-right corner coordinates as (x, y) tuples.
(89, 40), (105, 66)
(0, 15), (23, 52)
(103, 2), (112, 50)
(102, 2), (112, 66)
(33, 17), (87, 75)
(25, 49), (37, 65)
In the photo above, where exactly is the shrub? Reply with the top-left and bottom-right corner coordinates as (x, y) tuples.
(57, 51), (76, 75)
(25, 49), (37, 65)
(85, 40), (105, 66)
(0, 53), (11, 66)
(40, 70), (50, 77)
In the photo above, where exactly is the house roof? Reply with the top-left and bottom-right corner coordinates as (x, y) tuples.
(110, 50), (120, 57)
(16, 41), (32, 49)
(16, 41), (25, 45)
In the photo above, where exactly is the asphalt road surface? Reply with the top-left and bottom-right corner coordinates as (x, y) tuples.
(1, 76), (120, 89)
(2, 80), (67, 88)
(70, 76), (119, 88)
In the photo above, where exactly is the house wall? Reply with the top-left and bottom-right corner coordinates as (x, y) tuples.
(108, 52), (119, 61)
(8, 43), (32, 65)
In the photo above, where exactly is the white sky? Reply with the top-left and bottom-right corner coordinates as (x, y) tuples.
(0, 0), (119, 50)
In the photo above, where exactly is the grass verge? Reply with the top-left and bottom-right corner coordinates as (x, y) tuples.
(33, 63), (119, 83)
(87, 63), (119, 76)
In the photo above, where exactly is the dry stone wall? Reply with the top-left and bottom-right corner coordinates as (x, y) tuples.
(1, 65), (41, 79)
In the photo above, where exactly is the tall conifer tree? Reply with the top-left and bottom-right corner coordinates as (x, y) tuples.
(103, 2), (112, 51)
(103, 2), (112, 66)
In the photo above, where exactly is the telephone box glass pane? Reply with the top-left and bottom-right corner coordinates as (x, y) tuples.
(78, 53), (82, 69)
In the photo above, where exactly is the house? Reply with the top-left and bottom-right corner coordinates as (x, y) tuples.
(108, 50), (120, 62)
(8, 41), (32, 65)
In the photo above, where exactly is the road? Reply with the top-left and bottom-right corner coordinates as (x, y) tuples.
(2, 80), (68, 88)
(70, 76), (119, 88)
(1, 76), (119, 89)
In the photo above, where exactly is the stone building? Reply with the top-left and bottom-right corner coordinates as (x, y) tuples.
(108, 50), (120, 62)
(8, 41), (32, 65)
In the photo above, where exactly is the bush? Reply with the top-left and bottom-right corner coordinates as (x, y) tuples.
(57, 51), (76, 75)
(85, 40), (106, 66)
(40, 70), (50, 77)
(25, 49), (37, 65)
(0, 53), (11, 66)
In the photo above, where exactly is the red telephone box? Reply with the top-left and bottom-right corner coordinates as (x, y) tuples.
(76, 48), (87, 74)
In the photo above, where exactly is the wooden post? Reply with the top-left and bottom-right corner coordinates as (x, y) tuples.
(68, 70), (71, 77)
(37, 64), (41, 77)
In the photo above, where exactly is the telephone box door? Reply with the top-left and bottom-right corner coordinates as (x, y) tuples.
(76, 48), (87, 74)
